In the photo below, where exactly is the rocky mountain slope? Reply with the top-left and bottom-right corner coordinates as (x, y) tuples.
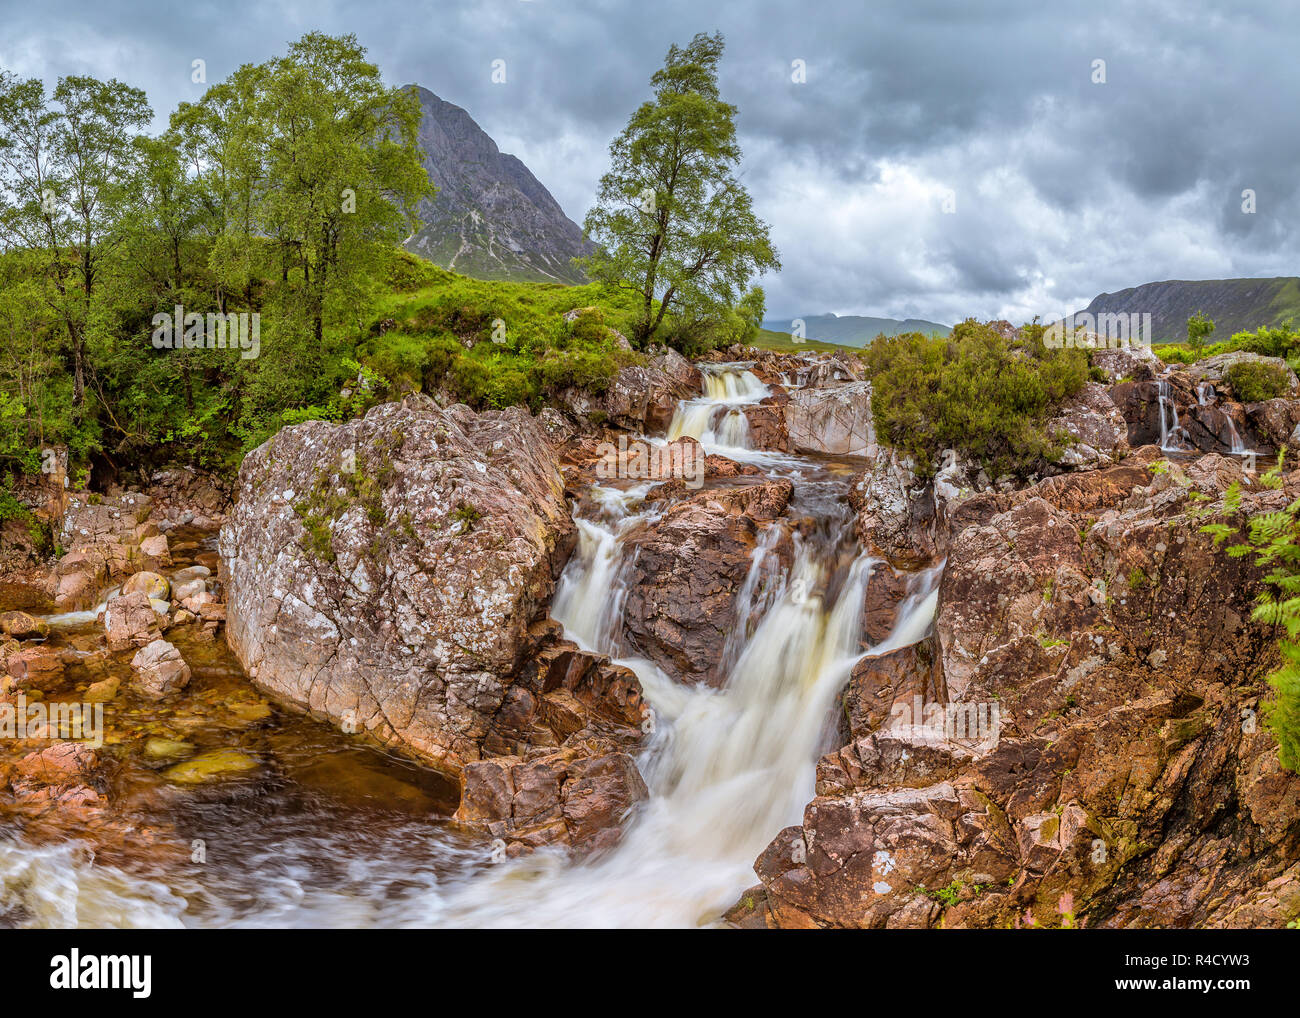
(403, 85), (593, 284)
(1068, 277), (1300, 342)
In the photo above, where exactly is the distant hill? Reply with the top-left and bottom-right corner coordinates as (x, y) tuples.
(403, 85), (593, 284)
(749, 327), (856, 354)
(1067, 277), (1300, 343)
(761, 312), (951, 347)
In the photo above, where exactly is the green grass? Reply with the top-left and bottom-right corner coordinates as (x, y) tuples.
(748, 326), (860, 354)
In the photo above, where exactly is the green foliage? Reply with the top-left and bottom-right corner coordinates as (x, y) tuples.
(1227, 320), (1300, 359)
(578, 32), (779, 348)
(1186, 311), (1215, 354)
(0, 35), (433, 483)
(451, 502), (481, 532)
(1226, 360), (1291, 403)
(859, 319), (1090, 477)
(1158, 320), (1300, 366)
(1200, 453), (1300, 771)
(0, 34), (771, 489)
(354, 271), (644, 413)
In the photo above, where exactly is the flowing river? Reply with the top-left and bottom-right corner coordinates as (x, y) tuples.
(0, 362), (941, 928)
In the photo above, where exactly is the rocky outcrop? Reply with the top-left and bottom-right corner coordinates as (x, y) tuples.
(46, 493), (156, 611)
(1189, 351), (1299, 394)
(785, 381), (875, 456)
(620, 479), (794, 686)
(456, 741), (648, 855)
(1047, 383), (1129, 470)
(558, 349), (701, 433)
(738, 455), (1300, 928)
(1112, 370), (1272, 456)
(1091, 345), (1159, 383)
(848, 452), (936, 568)
(143, 466), (232, 531)
(1246, 399), (1300, 459)
(220, 397), (584, 775)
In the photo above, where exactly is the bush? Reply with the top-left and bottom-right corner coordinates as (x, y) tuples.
(1226, 360), (1291, 403)
(860, 319), (1090, 477)
(1228, 321), (1300, 359)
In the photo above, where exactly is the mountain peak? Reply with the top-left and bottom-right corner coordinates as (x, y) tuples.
(402, 84), (592, 284)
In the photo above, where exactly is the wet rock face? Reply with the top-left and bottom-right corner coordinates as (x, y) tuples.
(220, 397), (579, 774)
(741, 455), (1300, 929)
(1111, 368), (1271, 457)
(456, 743), (648, 854)
(453, 619), (650, 852)
(1246, 398), (1300, 458)
(620, 479), (794, 687)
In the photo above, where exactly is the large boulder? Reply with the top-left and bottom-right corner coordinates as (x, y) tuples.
(620, 479), (794, 686)
(455, 741), (648, 854)
(103, 591), (161, 652)
(219, 397), (580, 774)
(130, 638), (192, 698)
(1047, 383), (1130, 470)
(784, 381), (875, 456)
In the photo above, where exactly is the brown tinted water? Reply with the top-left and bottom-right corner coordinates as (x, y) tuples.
(1, 530), (482, 927)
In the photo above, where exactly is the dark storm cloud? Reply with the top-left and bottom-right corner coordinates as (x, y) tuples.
(4, 0), (1298, 323)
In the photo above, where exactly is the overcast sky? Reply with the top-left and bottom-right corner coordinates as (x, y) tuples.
(4, 0), (1297, 323)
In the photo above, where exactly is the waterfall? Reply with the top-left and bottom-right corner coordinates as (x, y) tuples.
(1224, 415), (1249, 457)
(2, 355), (949, 930)
(1191, 379), (1251, 457)
(1157, 379), (1191, 453)
(425, 518), (943, 927)
(666, 364), (767, 452)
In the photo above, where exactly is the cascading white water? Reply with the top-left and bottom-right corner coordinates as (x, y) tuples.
(1225, 415), (1248, 456)
(667, 365), (767, 452)
(1192, 380), (1252, 457)
(1157, 379), (1191, 452)
(417, 517), (942, 927)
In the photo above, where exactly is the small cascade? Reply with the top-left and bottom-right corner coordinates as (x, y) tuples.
(666, 364), (768, 452)
(1192, 379), (1253, 458)
(424, 519), (942, 926)
(550, 485), (652, 651)
(1157, 379), (1191, 453)
(1224, 414), (1249, 457)
(714, 409), (751, 448)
